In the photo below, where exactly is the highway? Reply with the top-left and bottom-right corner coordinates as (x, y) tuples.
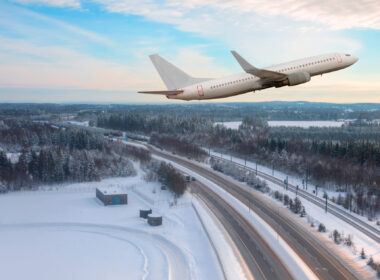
(149, 146), (361, 280)
(211, 155), (380, 243)
(192, 181), (293, 280)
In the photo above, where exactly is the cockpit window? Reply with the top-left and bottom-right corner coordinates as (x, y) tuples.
(345, 54), (351, 56)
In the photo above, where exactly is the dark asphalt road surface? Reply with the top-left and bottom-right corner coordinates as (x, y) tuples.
(150, 147), (360, 280)
(193, 181), (293, 280)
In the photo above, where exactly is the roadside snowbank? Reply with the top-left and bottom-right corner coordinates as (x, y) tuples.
(192, 198), (249, 280)
(153, 153), (318, 280)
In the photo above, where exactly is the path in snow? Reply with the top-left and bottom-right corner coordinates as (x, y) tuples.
(0, 222), (189, 280)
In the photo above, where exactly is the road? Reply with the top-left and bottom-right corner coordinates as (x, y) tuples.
(192, 181), (293, 280)
(211, 154), (380, 243)
(149, 146), (360, 280)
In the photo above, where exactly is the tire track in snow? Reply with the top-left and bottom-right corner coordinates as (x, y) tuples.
(0, 222), (189, 280)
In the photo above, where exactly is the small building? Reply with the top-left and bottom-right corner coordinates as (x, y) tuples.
(139, 209), (152, 219)
(147, 214), (162, 226)
(96, 187), (128, 206)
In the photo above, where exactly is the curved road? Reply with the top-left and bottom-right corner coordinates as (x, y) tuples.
(193, 181), (293, 280)
(150, 146), (361, 280)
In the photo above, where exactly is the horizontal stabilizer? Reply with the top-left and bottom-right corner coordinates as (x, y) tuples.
(138, 90), (183, 95)
(231, 50), (285, 79)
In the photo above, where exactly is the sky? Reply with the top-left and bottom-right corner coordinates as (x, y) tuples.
(0, 0), (379, 103)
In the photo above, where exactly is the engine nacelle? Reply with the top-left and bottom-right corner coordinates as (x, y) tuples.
(274, 72), (311, 88)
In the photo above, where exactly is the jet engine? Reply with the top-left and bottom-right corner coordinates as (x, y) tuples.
(274, 72), (310, 87)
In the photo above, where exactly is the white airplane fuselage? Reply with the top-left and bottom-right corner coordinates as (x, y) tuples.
(167, 53), (358, 100)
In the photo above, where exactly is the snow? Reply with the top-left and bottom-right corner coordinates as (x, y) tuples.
(66, 120), (89, 127)
(215, 120), (347, 129)
(214, 121), (242, 129)
(152, 152), (318, 280)
(0, 167), (224, 280)
(121, 139), (148, 150)
(267, 120), (345, 128)
(147, 214), (162, 218)
(209, 150), (379, 228)
(208, 151), (380, 277)
(192, 198), (249, 280)
(261, 179), (378, 278)
(6, 152), (20, 164)
(97, 186), (128, 195)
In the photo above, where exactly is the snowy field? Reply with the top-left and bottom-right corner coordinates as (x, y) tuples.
(66, 120), (89, 127)
(215, 120), (346, 129)
(0, 172), (224, 279)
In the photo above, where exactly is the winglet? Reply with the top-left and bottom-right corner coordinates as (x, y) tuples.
(231, 50), (259, 74)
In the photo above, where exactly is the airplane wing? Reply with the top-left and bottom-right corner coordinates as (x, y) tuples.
(231, 50), (286, 79)
(138, 90), (183, 95)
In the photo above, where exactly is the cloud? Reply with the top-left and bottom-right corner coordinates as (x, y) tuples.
(0, 36), (147, 90)
(2, 0), (378, 103)
(0, 35), (230, 93)
(90, 0), (364, 65)
(94, 0), (380, 30)
(0, 4), (112, 46)
(12, 0), (80, 8)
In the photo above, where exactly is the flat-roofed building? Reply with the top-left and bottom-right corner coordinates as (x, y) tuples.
(96, 187), (128, 206)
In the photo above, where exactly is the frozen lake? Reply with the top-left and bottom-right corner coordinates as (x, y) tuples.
(215, 120), (346, 129)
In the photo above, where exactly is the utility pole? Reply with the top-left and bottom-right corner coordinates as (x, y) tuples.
(323, 192), (328, 213)
(349, 193), (352, 212)
(285, 176), (288, 190)
(296, 185), (299, 197)
(256, 162), (258, 175)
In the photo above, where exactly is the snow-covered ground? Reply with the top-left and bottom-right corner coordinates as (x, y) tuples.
(6, 152), (20, 164)
(215, 120), (347, 129)
(66, 120), (89, 127)
(152, 152), (318, 280)
(208, 151), (380, 278)
(0, 168), (226, 279)
(209, 150), (379, 228)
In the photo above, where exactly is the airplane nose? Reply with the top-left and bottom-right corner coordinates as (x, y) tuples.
(352, 56), (359, 63)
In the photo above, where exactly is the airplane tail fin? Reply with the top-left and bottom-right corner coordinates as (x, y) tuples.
(149, 54), (210, 90)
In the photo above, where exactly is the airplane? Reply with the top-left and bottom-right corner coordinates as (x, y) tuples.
(139, 51), (358, 101)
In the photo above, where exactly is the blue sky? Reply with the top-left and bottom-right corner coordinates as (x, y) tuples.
(0, 0), (379, 103)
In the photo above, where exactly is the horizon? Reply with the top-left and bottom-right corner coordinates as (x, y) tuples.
(1, 100), (380, 106)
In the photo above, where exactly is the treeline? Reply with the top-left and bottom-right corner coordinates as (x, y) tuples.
(0, 120), (151, 191)
(156, 162), (187, 196)
(150, 134), (208, 161)
(97, 113), (212, 135)
(97, 112), (380, 217)
(0, 119), (104, 152)
(210, 157), (268, 192)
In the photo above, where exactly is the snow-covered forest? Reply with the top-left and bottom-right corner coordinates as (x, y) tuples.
(98, 111), (380, 218)
(1, 102), (379, 217)
(0, 119), (150, 191)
